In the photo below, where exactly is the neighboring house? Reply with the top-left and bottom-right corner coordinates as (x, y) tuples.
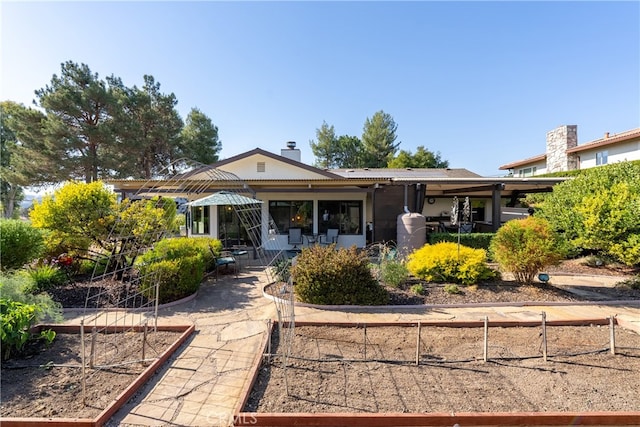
(109, 142), (567, 250)
(499, 125), (640, 176)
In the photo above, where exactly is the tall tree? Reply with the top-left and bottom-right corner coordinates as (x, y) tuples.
(115, 75), (183, 179)
(0, 102), (53, 217)
(310, 121), (339, 168)
(34, 61), (120, 183)
(388, 146), (449, 168)
(179, 107), (221, 164)
(335, 135), (363, 168)
(0, 102), (24, 218)
(361, 110), (400, 168)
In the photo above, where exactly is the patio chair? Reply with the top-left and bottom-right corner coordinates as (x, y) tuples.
(319, 228), (339, 245)
(288, 227), (303, 249)
(214, 250), (237, 281)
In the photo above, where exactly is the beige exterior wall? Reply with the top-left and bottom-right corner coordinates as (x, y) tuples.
(577, 140), (640, 169)
(218, 154), (328, 180)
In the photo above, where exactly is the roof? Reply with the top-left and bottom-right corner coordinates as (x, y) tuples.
(498, 154), (547, 170)
(499, 127), (640, 170)
(566, 128), (640, 154)
(329, 168), (482, 179)
(212, 148), (342, 179)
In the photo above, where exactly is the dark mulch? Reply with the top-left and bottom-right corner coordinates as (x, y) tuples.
(48, 278), (151, 309)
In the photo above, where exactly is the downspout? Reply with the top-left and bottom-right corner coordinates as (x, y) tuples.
(403, 184), (410, 213)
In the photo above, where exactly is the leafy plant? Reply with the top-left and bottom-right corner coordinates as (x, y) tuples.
(0, 272), (62, 323)
(292, 245), (388, 305)
(25, 263), (67, 293)
(380, 260), (409, 288)
(406, 242), (496, 285)
(490, 216), (566, 284)
(0, 298), (57, 360)
(0, 219), (44, 271)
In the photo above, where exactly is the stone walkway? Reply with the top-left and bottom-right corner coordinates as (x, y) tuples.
(61, 266), (639, 426)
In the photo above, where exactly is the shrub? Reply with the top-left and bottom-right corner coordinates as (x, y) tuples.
(137, 256), (205, 304)
(406, 242), (496, 285)
(490, 216), (566, 284)
(292, 245), (388, 305)
(135, 237), (221, 303)
(0, 219), (44, 271)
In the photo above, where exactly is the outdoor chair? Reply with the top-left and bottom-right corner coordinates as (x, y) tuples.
(288, 227), (303, 249)
(319, 228), (339, 245)
(214, 250), (237, 281)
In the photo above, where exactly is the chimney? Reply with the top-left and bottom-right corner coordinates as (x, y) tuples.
(281, 141), (301, 162)
(604, 132), (610, 139)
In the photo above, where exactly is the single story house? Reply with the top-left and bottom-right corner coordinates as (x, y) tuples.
(499, 125), (640, 177)
(108, 143), (568, 252)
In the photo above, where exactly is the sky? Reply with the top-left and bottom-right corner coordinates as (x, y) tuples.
(1, 1), (639, 177)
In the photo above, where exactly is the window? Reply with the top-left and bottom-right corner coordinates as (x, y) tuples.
(518, 166), (536, 177)
(596, 150), (608, 166)
(318, 200), (362, 235)
(218, 205), (248, 247)
(268, 200), (313, 234)
(257, 162), (266, 172)
(191, 206), (210, 235)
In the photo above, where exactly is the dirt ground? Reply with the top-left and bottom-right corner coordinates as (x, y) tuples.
(245, 325), (640, 413)
(0, 330), (181, 419)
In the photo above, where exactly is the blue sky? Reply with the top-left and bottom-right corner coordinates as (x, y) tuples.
(2, 1), (639, 177)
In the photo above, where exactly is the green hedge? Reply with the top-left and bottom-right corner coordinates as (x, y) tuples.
(427, 232), (495, 251)
(135, 237), (222, 303)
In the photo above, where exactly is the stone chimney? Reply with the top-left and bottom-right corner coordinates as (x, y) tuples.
(546, 125), (578, 172)
(281, 141), (301, 162)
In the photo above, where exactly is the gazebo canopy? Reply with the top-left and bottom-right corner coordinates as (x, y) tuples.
(188, 191), (262, 207)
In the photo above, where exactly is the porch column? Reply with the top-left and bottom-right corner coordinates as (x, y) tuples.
(491, 183), (504, 232)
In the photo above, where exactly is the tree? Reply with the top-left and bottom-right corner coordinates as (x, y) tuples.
(1, 102), (25, 218)
(361, 110), (400, 168)
(388, 146), (449, 169)
(34, 61), (122, 183)
(179, 108), (221, 164)
(114, 75), (184, 179)
(335, 135), (363, 168)
(310, 121), (339, 168)
(29, 181), (118, 258)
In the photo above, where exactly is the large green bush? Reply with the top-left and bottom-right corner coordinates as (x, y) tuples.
(135, 237), (222, 303)
(0, 219), (44, 271)
(530, 161), (640, 265)
(406, 242), (496, 285)
(292, 245), (388, 305)
(490, 216), (566, 284)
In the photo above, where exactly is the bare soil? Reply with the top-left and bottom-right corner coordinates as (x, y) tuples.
(0, 330), (181, 419)
(245, 325), (640, 413)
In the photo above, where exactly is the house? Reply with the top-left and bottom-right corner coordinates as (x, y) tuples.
(499, 125), (640, 177)
(108, 142), (568, 252)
